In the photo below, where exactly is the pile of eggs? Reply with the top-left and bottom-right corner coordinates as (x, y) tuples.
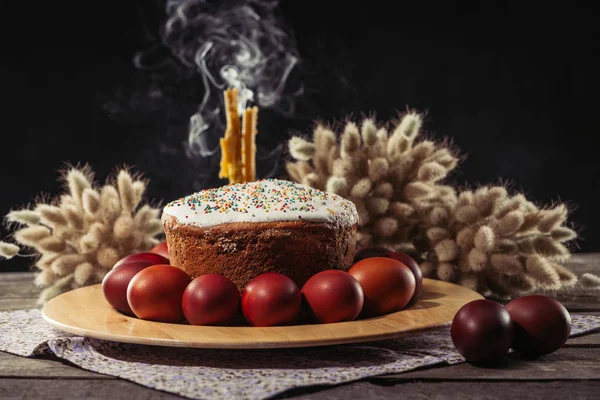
(103, 242), (573, 361)
(451, 296), (572, 362)
(102, 243), (423, 327)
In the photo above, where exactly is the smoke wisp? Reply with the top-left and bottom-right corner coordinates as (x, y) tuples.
(139, 0), (303, 162)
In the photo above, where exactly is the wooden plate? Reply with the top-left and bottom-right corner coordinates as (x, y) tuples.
(42, 278), (482, 349)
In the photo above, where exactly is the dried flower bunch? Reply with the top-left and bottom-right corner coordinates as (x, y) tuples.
(286, 113), (592, 297)
(1, 165), (164, 303)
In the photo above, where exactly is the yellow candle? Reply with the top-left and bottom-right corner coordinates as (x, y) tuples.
(242, 107), (258, 182)
(219, 89), (258, 184)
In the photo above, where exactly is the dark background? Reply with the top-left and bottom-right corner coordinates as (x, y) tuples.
(1, 1), (598, 272)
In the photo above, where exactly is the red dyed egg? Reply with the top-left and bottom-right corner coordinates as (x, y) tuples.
(451, 299), (514, 363)
(127, 264), (191, 323)
(353, 247), (423, 301)
(241, 272), (301, 327)
(347, 257), (416, 318)
(505, 295), (571, 357)
(387, 252), (423, 300)
(149, 241), (169, 260)
(182, 274), (240, 326)
(102, 262), (150, 316)
(301, 270), (364, 323)
(113, 252), (169, 269)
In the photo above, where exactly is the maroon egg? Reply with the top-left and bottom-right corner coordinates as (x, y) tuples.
(182, 274), (241, 326)
(113, 252), (169, 269)
(505, 295), (571, 357)
(241, 272), (301, 327)
(386, 252), (423, 300)
(451, 299), (514, 363)
(102, 262), (150, 316)
(301, 270), (364, 323)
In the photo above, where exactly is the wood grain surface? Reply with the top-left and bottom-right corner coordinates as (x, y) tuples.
(42, 278), (482, 349)
(1, 253), (599, 399)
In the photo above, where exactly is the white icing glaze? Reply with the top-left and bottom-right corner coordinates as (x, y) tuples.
(162, 179), (358, 228)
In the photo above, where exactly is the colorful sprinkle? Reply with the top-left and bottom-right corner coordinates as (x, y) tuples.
(164, 179), (358, 227)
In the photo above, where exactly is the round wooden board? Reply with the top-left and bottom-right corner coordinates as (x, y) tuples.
(42, 278), (482, 349)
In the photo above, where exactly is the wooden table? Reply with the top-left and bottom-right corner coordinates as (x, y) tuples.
(1, 254), (599, 399)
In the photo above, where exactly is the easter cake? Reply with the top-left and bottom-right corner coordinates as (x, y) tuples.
(161, 179), (359, 290)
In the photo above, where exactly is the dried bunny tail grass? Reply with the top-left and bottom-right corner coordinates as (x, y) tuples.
(467, 248), (488, 272)
(387, 111), (423, 159)
(143, 220), (164, 237)
(368, 158), (390, 182)
(313, 124), (337, 151)
(3, 164), (163, 303)
(79, 222), (105, 254)
(373, 217), (398, 238)
(457, 272), (480, 292)
(37, 274), (74, 305)
(404, 182), (435, 200)
(0, 241), (20, 259)
(411, 141), (437, 161)
(419, 261), (436, 278)
(63, 204), (84, 230)
(580, 273), (600, 289)
(326, 177), (349, 197)
(489, 253), (523, 276)
(97, 246), (121, 269)
(128, 231), (144, 250)
(285, 114), (578, 298)
(82, 188), (101, 216)
(34, 268), (57, 287)
(132, 180), (146, 208)
(417, 162), (447, 182)
(474, 226), (496, 252)
(100, 186), (122, 222)
(117, 170), (137, 213)
(437, 262), (456, 282)
(496, 210), (525, 236)
(114, 215), (134, 240)
(341, 122), (361, 157)
(551, 226), (578, 242)
(64, 166), (93, 206)
(142, 237), (160, 251)
(525, 254), (560, 289)
(5, 209), (41, 226)
(74, 262), (95, 286)
(134, 205), (159, 230)
(51, 253), (85, 276)
(288, 136), (316, 161)
(350, 178), (372, 199)
(36, 252), (61, 270)
(14, 226), (51, 247)
(35, 204), (67, 227)
(552, 263), (578, 288)
(456, 227), (475, 249)
(361, 119), (378, 146)
(35, 237), (67, 253)
(454, 204), (480, 224)
(434, 239), (458, 262)
(520, 212), (544, 233)
(532, 236), (570, 260)
(537, 204), (568, 233)
(373, 182), (394, 199)
(426, 227), (450, 244)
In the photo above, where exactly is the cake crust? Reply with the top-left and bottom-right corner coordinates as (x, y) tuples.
(163, 214), (357, 290)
